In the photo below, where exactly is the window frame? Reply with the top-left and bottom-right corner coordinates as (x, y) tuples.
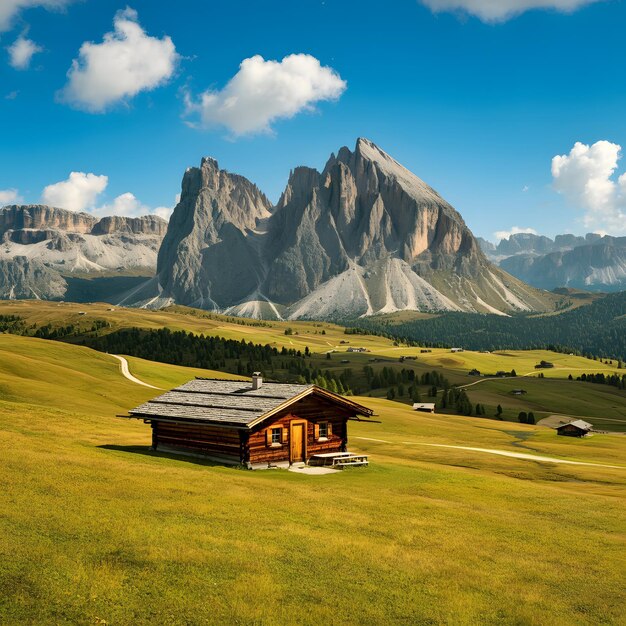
(318, 421), (329, 441)
(270, 427), (282, 446)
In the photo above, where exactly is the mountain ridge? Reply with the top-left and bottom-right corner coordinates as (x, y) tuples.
(144, 138), (556, 318)
(480, 231), (626, 292)
(0, 205), (168, 300)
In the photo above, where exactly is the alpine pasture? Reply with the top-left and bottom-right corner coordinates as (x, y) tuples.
(0, 333), (625, 624)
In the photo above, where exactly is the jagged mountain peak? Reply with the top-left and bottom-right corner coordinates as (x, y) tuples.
(148, 140), (554, 318)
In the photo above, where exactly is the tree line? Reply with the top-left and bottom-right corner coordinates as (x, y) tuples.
(347, 291), (626, 361)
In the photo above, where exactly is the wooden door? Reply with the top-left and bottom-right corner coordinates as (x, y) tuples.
(290, 422), (305, 462)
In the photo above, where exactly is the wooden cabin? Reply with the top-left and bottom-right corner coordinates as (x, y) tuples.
(556, 419), (593, 437)
(124, 373), (373, 469)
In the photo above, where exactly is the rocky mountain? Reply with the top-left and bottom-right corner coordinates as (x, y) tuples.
(0, 205), (168, 301)
(0, 205), (167, 274)
(138, 139), (555, 318)
(500, 236), (626, 291)
(481, 230), (625, 292)
(477, 237), (496, 255)
(0, 256), (67, 300)
(482, 231), (603, 261)
(155, 158), (272, 309)
(496, 233), (556, 257)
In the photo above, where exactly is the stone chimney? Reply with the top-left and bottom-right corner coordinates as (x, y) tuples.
(251, 372), (263, 390)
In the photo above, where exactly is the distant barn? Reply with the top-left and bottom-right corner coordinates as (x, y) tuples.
(123, 373), (373, 469)
(556, 420), (593, 437)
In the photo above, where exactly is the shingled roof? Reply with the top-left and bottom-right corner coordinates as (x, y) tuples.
(556, 419), (593, 431)
(127, 378), (373, 429)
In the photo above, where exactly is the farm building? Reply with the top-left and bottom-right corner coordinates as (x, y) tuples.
(451, 348), (464, 353)
(413, 403), (435, 413)
(123, 374), (373, 469)
(556, 420), (593, 437)
(347, 347), (367, 353)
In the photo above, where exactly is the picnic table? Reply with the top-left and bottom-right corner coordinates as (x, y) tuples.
(309, 451), (369, 468)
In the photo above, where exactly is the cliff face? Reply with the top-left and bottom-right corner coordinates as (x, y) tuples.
(500, 237), (626, 291)
(156, 157), (272, 308)
(0, 205), (97, 234)
(0, 256), (67, 300)
(91, 215), (168, 237)
(153, 139), (555, 318)
(481, 230), (626, 292)
(262, 138), (484, 305)
(0, 205), (168, 275)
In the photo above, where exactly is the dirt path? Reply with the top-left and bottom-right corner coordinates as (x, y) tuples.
(110, 355), (161, 389)
(353, 437), (623, 469)
(457, 371), (536, 389)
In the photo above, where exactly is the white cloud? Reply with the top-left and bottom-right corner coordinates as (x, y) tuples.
(8, 35), (42, 69)
(494, 226), (538, 241)
(96, 191), (143, 216)
(42, 171), (108, 211)
(0, 188), (21, 204)
(0, 0), (71, 32)
(152, 205), (174, 221)
(95, 192), (174, 220)
(60, 7), (178, 112)
(552, 140), (626, 235)
(185, 53), (347, 136)
(420, 0), (602, 22)
(41, 172), (175, 219)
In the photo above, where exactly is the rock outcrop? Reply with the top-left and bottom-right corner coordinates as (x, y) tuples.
(500, 236), (626, 291)
(0, 256), (67, 300)
(152, 139), (555, 318)
(91, 215), (168, 237)
(0, 205), (168, 275)
(156, 157), (272, 308)
(481, 230), (626, 291)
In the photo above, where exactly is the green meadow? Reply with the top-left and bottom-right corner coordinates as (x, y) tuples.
(1, 334), (625, 624)
(1, 300), (625, 433)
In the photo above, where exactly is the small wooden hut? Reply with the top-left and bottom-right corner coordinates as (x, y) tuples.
(123, 373), (373, 469)
(556, 419), (593, 437)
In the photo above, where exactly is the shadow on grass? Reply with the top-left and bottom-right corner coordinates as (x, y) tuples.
(98, 444), (231, 468)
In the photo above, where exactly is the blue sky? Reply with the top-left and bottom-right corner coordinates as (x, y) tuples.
(1, 0), (625, 240)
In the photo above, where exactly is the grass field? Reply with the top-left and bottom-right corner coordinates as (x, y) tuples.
(1, 334), (625, 624)
(1, 299), (625, 431)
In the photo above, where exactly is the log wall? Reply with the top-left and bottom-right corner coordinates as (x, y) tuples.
(153, 421), (242, 463)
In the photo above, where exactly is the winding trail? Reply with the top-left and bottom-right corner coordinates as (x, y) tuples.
(353, 437), (623, 469)
(110, 355), (161, 389)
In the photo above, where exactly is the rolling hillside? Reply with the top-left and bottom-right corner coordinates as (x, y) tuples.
(0, 334), (624, 624)
(0, 300), (624, 431)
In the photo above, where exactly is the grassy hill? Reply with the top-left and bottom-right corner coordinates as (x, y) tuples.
(0, 300), (625, 431)
(0, 334), (624, 624)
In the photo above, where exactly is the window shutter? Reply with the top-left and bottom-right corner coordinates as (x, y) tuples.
(314, 423), (320, 439)
(327, 423), (332, 437)
(282, 427), (288, 444)
(266, 429), (272, 446)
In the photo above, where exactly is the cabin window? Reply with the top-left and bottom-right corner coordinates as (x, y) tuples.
(317, 421), (331, 441)
(271, 428), (282, 445)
